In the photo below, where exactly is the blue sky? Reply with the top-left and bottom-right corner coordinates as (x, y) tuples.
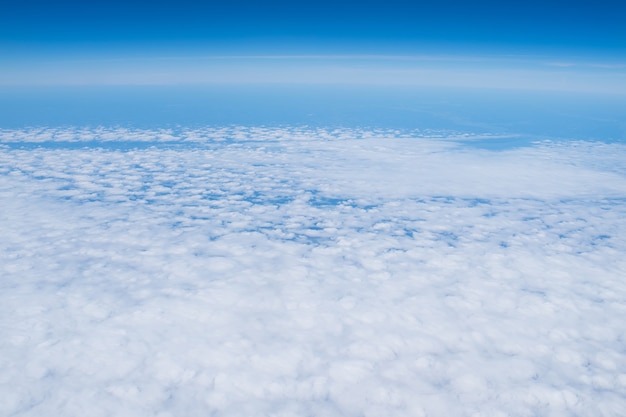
(3, 0), (625, 51)
(2, 0), (625, 90)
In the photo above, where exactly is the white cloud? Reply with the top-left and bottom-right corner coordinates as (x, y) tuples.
(1, 126), (626, 416)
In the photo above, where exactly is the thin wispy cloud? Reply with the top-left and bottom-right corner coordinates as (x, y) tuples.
(2, 53), (626, 93)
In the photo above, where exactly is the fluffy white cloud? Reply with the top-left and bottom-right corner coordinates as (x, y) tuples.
(1, 126), (626, 416)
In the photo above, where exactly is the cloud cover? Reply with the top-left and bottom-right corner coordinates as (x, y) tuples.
(1, 126), (626, 416)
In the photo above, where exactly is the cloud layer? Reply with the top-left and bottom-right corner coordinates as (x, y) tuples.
(1, 126), (626, 416)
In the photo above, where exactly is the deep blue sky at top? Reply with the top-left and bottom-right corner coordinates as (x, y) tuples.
(1, 0), (626, 91)
(2, 0), (625, 54)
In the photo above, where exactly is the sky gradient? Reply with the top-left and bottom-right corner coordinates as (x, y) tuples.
(2, 0), (626, 91)
(3, 0), (626, 51)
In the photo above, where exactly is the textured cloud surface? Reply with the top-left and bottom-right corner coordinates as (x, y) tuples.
(1, 126), (626, 416)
